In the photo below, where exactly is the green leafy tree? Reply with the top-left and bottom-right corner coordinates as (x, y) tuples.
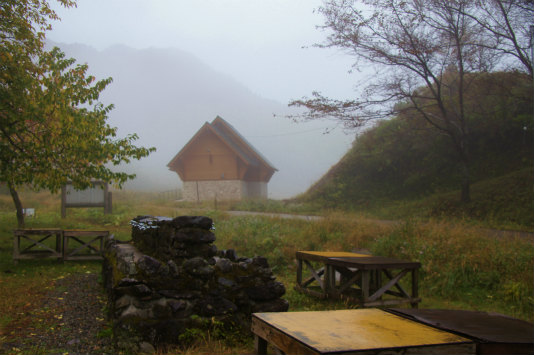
(290, 0), (533, 203)
(1, 0), (155, 227)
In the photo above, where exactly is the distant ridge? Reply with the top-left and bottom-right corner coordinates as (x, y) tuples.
(44, 41), (354, 198)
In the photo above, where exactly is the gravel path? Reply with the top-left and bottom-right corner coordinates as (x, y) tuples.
(1, 273), (114, 355)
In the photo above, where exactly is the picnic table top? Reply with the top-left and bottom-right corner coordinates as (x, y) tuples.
(13, 228), (62, 233)
(327, 256), (421, 269)
(296, 251), (419, 269)
(63, 230), (109, 236)
(252, 309), (472, 353)
(296, 251), (371, 262)
(388, 308), (534, 344)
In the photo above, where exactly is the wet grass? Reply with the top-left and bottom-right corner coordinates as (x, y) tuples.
(0, 190), (532, 354)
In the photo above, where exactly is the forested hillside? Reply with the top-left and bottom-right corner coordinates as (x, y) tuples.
(300, 72), (533, 227)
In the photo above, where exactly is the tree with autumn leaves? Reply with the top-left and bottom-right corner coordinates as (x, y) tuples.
(291, 0), (533, 203)
(1, 0), (155, 227)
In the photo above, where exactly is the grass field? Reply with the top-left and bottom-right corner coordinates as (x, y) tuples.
(0, 190), (532, 354)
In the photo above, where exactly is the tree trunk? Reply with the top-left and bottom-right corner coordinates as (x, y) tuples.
(460, 159), (471, 204)
(8, 182), (24, 228)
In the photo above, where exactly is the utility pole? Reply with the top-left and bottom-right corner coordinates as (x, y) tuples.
(531, 25), (534, 151)
(531, 25), (534, 221)
(531, 25), (534, 126)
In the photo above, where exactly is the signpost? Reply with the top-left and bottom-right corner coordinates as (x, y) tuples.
(61, 181), (112, 218)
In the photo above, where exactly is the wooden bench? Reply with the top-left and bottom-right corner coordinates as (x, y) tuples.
(326, 256), (420, 307)
(296, 251), (370, 299)
(13, 229), (109, 262)
(62, 230), (108, 261)
(296, 251), (421, 307)
(251, 309), (475, 354)
(13, 228), (63, 263)
(388, 308), (534, 355)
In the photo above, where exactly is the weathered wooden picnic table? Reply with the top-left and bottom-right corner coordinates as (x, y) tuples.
(251, 308), (475, 355)
(13, 228), (63, 263)
(62, 230), (108, 261)
(13, 229), (109, 262)
(296, 251), (421, 307)
(388, 308), (534, 355)
(295, 251), (369, 298)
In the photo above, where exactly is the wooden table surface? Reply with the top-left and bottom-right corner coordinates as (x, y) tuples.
(327, 256), (421, 269)
(13, 228), (63, 233)
(296, 251), (371, 262)
(252, 309), (474, 354)
(388, 308), (534, 354)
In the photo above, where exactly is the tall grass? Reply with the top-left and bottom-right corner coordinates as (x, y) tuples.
(212, 212), (533, 321)
(0, 190), (532, 355)
(212, 212), (387, 272)
(369, 220), (534, 318)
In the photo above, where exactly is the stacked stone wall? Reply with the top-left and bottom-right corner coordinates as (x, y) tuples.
(102, 215), (288, 352)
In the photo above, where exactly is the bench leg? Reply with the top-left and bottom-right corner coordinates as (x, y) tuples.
(296, 258), (302, 287)
(411, 268), (419, 308)
(255, 335), (268, 355)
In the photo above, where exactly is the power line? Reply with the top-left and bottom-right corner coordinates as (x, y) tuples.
(247, 126), (335, 138)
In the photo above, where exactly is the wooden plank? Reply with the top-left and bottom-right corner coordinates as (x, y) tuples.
(63, 255), (103, 261)
(20, 234), (57, 253)
(294, 285), (329, 299)
(251, 316), (320, 355)
(63, 230), (109, 237)
(301, 266), (325, 287)
(326, 265), (336, 291)
(296, 251), (370, 263)
(411, 269), (419, 308)
(252, 309), (475, 354)
(387, 308), (534, 353)
(14, 228), (62, 235)
(303, 261), (324, 290)
(382, 269), (411, 298)
(334, 269), (362, 296)
(321, 256), (421, 307)
(358, 297), (422, 308)
(327, 256), (420, 270)
(66, 236), (101, 253)
(254, 335), (268, 355)
(13, 252), (64, 260)
(62, 230), (108, 260)
(296, 258), (302, 286)
(361, 270), (370, 301)
(368, 269), (408, 302)
(13, 232), (20, 263)
(13, 229), (63, 261)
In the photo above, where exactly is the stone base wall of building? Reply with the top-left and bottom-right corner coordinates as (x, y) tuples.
(183, 180), (267, 201)
(102, 215), (288, 352)
(243, 181), (267, 199)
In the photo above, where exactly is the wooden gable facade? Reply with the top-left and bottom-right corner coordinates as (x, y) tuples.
(167, 116), (277, 201)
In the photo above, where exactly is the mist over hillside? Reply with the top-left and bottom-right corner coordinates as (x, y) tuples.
(48, 42), (354, 198)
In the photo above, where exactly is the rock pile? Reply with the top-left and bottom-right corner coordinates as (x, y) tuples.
(102, 215), (288, 351)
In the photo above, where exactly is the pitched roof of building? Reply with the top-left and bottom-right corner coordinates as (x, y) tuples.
(167, 116), (277, 173)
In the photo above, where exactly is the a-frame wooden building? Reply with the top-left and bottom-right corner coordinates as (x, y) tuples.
(167, 116), (277, 201)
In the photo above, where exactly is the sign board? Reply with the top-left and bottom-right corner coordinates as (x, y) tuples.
(61, 181), (112, 217)
(22, 208), (35, 217)
(64, 184), (105, 205)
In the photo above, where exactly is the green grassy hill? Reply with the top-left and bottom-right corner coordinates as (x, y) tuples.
(297, 166), (533, 230)
(295, 72), (533, 230)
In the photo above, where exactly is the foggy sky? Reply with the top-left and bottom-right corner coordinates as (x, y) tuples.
(46, 0), (362, 198)
(49, 0), (358, 102)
